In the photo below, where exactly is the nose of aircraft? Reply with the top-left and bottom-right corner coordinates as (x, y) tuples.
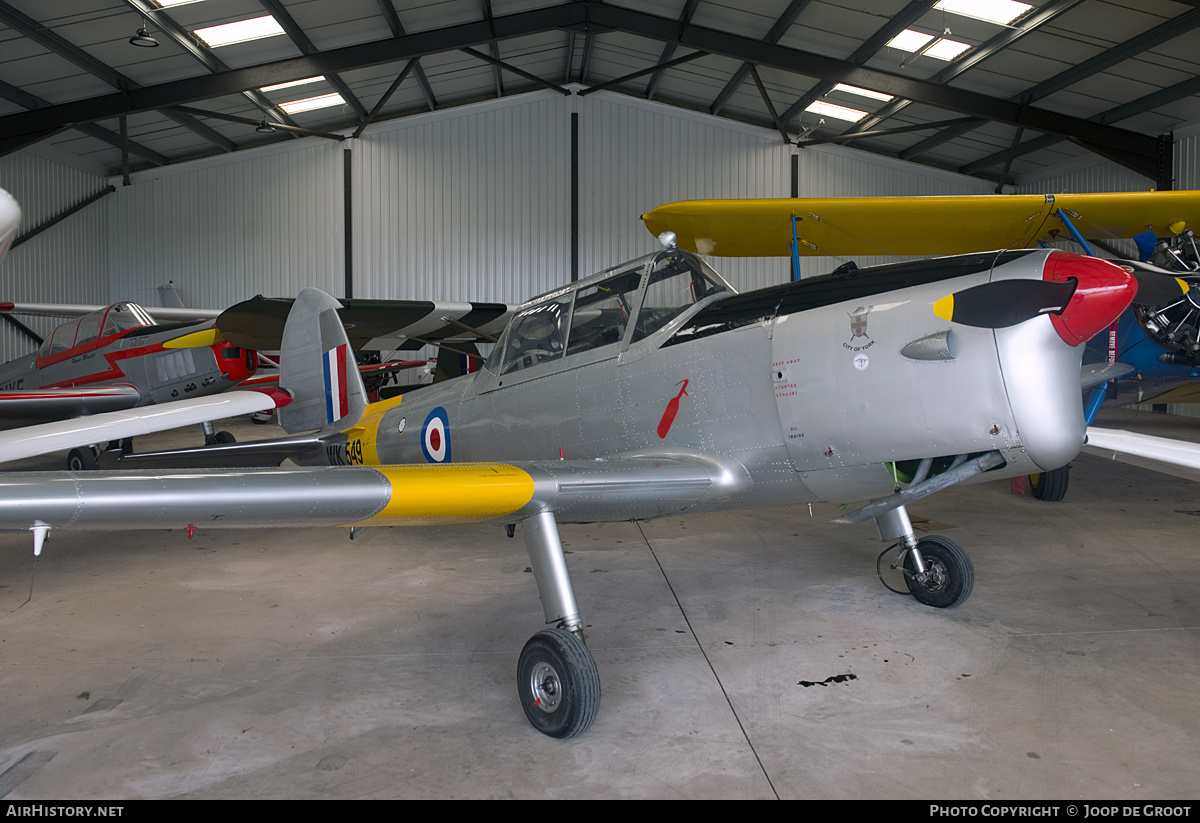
(1042, 251), (1138, 345)
(0, 188), (19, 263)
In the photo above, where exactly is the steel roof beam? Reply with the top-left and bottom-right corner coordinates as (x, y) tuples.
(353, 59), (418, 138)
(0, 4), (580, 140)
(589, 2), (1163, 177)
(0, 79), (169, 165)
(901, 6), (1200, 162)
(778, 0), (937, 126)
(960, 74), (1200, 183)
(0, 0), (237, 153)
(257, 0), (368, 120)
(850, 0), (1081, 139)
(460, 47), (570, 94)
(375, 0), (438, 110)
(709, 0), (812, 116)
(579, 50), (705, 96)
(122, 0), (300, 133)
(0, 1), (1164, 178)
(172, 106), (347, 141)
(481, 0), (505, 97)
(644, 0), (702, 101)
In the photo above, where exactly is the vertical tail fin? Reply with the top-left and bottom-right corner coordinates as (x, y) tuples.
(0, 189), (20, 264)
(433, 341), (482, 383)
(278, 288), (367, 434)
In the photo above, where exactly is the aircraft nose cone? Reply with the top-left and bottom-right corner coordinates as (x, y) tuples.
(1044, 252), (1138, 345)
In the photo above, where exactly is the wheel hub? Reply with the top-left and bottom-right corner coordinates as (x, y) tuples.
(916, 559), (948, 592)
(529, 661), (562, 714)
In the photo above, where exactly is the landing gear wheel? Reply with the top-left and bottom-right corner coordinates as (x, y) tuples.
(904, 536), (974, 609)
(1028, 465), (1069, 502)
(66, 447), (98, 471)
(517, 628), (601, 739)
(205, 431), (236, 445)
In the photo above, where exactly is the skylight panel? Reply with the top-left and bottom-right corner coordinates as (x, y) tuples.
(934, 0), (1032, 26)
(888, 30), (934, 52)
(926, 38), (972, 61)
(194, 16), (284, 48)
(280, 93), (346, 114)
(154, 0), (206, 7)
(888, 29), (971, 61)
(833, 84), (894, 102)
(260, 77), (324, 93)
(805, 101), (867, 123)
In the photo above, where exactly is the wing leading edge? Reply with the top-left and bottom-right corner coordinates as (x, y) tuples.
(641, 191), (1200, 258)
(0, 450), (751, 534)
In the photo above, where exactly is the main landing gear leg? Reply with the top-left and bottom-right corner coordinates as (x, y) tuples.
(518, 511), (601, 739)
(875, 504), (974, 609)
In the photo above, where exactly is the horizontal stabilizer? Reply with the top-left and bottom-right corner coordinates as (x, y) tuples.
(0, 384), (142, 425)
(98, 435), (326, 470)
(0, 389), (289, 466)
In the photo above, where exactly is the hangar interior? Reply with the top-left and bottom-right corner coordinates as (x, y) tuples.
(1, 0), (1199, 800)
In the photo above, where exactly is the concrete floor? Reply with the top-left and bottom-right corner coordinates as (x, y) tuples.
(0, 409), (1198, 799)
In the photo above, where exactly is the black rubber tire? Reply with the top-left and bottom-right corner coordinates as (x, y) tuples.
(904, 536), (974, 609)
(66, 447), (98, 471)
(214, 431), (236, 444)
(1028, 465), (1069, 502)
(517, 628), (601, 739)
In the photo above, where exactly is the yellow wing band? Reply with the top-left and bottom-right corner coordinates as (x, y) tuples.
(355, 463), (536, 526)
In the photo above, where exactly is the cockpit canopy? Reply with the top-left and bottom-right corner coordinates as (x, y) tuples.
(38, 302), (157, 358)
(486, 249), (732, 376)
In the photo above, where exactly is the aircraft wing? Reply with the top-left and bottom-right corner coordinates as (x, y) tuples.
(0, 384), (143, 424)
(641, 191), (1200, 258)
(1082, 427), (1200, 484)
(216, 297), (515, 352)
(0, 301), (222, 324)
(0, 388), (290, 466)
(0, 450), (751, 538)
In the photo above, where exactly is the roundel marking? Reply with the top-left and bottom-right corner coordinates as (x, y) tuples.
(421, 407), (451, 463)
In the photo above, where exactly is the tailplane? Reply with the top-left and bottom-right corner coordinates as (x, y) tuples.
(278, 288), (367, 435)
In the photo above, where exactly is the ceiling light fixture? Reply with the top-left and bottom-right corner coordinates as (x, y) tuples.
(129, 19), (159, 48)
(255, 120), (277, 133)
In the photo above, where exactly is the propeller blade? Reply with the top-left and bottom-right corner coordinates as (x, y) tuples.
(1115, 261), (1190, 307)
(932, 279), (1076, 329)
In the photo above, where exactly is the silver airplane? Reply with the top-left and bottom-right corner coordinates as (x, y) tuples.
(0, 237), (1146, 738)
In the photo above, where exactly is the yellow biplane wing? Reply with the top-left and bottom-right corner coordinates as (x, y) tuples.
(641, 191), (1200, 258)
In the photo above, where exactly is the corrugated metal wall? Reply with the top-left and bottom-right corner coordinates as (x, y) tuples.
(0, 152), (110, 361)
(353, 93), (571, 304)
(107, 140), (345, 313)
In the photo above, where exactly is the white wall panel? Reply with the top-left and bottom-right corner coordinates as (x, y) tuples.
(579, 92), (791, 293)
(579, 92), (993, 293)
(1015, 157), (1156, 196)
(0, 152), (110, 362)
(1175, 128), (1200, 192)
(109, 140), (345, 312)
(353, 92), (570, 305)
